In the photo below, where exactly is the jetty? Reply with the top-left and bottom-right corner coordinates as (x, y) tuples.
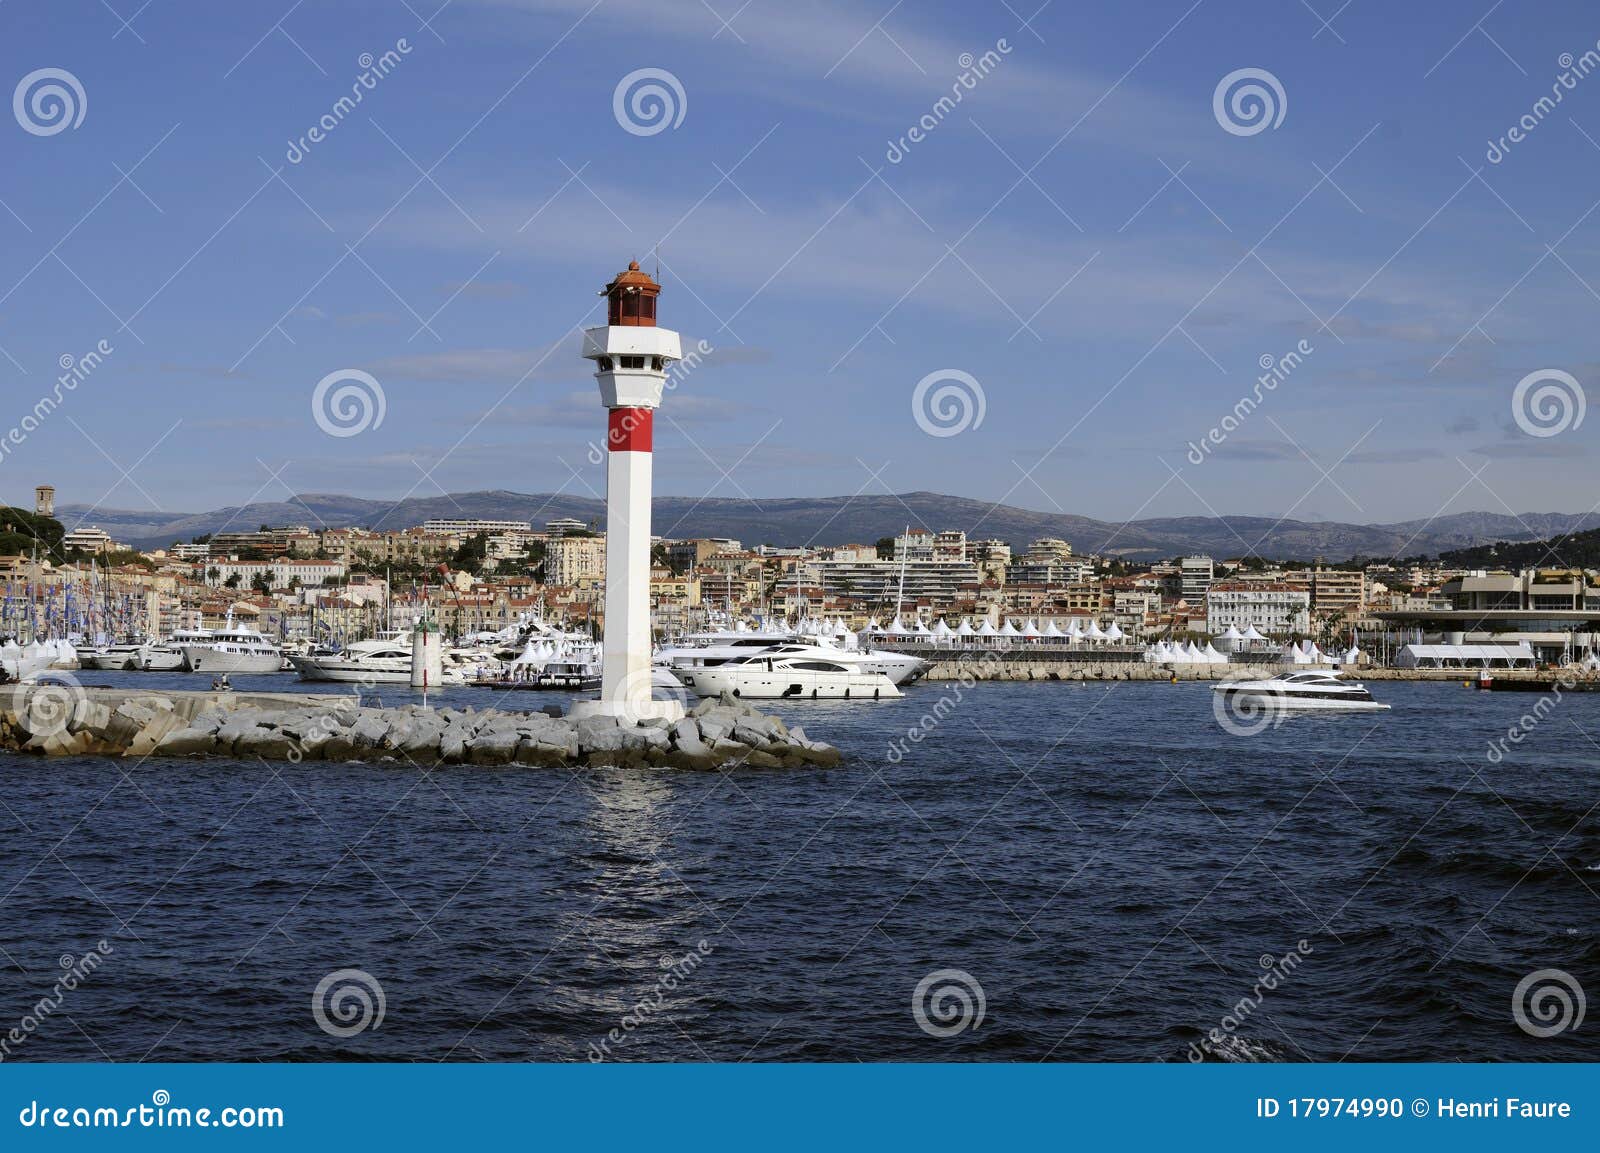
(0, 686), (841, 769)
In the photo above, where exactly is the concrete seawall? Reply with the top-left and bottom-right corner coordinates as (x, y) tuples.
(919, 658), (1571, 683)
(0, 687), (840, 769)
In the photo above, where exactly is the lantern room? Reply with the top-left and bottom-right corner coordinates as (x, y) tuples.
(604, 260), (660, 326)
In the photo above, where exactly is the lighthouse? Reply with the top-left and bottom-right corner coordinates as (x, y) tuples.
(570, 261), (684, 723)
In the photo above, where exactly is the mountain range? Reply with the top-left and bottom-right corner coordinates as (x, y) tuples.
(47, 491), (1600, 562)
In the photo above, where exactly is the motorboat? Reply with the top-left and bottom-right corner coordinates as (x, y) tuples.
(290, 632), (416, 684)
(674, 651), (902, 700)
(80, 639), (153, 670)
(658, 630), (928, 686)
(1212, 669), (1389, 711)
(138, 638), (191, 672)
(177, 616), (283, 675)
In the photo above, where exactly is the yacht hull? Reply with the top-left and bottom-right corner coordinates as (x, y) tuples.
(678, 668), (901, 700)
(179, 647), (284, 675)
(1214, 687), (1389, 711)
(290, 657), (412, 684)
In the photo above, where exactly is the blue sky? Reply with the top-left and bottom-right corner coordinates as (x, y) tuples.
(2, 0), (1598, 525)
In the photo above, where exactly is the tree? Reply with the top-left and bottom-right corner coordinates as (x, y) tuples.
(0, 506), (65, 560)
(451, 532), (489, 574)
(206, 566), (221, 584)
(875, 536), (896, 560)
(224, 573), (242, 589)
(251, 573), (274, 595)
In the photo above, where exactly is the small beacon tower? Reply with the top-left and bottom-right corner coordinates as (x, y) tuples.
(571, 261), (683, 723)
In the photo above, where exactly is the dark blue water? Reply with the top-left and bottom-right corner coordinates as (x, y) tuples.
(1, 673), (1597, 1062)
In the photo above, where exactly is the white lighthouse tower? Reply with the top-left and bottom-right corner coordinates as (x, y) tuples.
(570, 261), (684, 724)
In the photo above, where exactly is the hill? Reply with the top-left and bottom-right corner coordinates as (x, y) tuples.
(49, 491), (1600, 562)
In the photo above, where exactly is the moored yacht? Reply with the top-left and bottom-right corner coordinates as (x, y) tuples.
(1212, 669), (1389, 711)
(675, 651), (902, 700)
(658, 630), (928, 685)
(290, 632), (416, 683)
(177, 617), (283, 675)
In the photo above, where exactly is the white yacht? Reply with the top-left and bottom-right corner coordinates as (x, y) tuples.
(1212, 669), (1390, 712)
(177, 617), (283, 675)
(675, 651), (902, 700)
(658, 630), (928, 686)
(142, 632), (203, 671)
(80, 635), (193, 671)
(290, 632), (417, 684)
(80, 640), (152, 671)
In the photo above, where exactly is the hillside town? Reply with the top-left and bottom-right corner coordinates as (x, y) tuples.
(6, 483), (1599, 666)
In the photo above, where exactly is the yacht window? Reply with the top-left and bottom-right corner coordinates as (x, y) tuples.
(597, 356), (613, 371)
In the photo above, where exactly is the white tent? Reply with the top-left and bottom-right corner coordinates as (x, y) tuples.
(1242, 625), (1266, 643)
(1043, 619), (1063, 638)
(1201, 642), (1226, 663)
(1217, 625), (1242, 642)
(1085, 620), (1106, 641)
(976, 618), (999, 637)
(1065, 620), (1083, 641)
(999, 619), (1020, 636)
(932, 618), (952, 637)
(913, 619), (933, 635)
(1021, 619), (1041, 639)
(1104, 621), (1125, 642)
(1342, 646), (1362, 664)
(955, 618), (974, 637)
(886, 617), (905, 635)
(1394, 642), (1535, 669)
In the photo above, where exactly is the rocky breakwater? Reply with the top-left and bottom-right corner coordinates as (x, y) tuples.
(0, 686), (842, 769)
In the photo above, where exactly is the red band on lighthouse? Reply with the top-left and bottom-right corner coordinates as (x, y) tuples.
(607, 407), (653, 452)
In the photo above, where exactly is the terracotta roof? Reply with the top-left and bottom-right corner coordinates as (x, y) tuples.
(605, 260), (660, 293)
